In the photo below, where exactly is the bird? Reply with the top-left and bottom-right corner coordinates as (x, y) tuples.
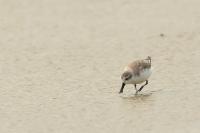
(119, 56), (152, 94)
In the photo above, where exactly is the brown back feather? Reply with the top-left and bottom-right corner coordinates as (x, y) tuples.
(128, 57), (151, 76)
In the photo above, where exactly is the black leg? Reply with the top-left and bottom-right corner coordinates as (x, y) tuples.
(119, 83), (126, 93)
(138, 80), (148, 92)
(134, 84), (137, 91)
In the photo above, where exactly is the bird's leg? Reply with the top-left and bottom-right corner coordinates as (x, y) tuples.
(134, 84), (137, 91)
(134, 84), (139, 94)
(138, 80), (148, 92)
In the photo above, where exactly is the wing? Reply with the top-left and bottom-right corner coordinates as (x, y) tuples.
(128, 60), (151, 76)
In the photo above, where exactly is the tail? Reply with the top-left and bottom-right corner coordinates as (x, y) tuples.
(145, 56), (151, 67)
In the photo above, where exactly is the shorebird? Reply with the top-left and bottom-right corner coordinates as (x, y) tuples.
(119, 56), (152, 94)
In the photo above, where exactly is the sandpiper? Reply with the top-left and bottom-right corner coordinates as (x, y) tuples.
(119, 56), (152, 94)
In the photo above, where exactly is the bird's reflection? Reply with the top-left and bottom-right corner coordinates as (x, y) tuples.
(120, 92), (152, 101)
(119, 89), (162, 102)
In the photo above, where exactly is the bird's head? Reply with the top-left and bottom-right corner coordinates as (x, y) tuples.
(121, 71), (132, 83)
(119, 71), (132, 93)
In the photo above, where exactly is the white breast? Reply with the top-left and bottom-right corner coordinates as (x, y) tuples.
(126, 68), (152, 84)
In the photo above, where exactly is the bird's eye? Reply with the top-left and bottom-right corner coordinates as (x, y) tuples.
(125, 75), (132, 80)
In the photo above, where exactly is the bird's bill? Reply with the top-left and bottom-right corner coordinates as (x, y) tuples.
(119, 83), (125, 93)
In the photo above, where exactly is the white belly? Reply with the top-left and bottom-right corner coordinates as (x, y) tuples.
(126, 69), (151, 84)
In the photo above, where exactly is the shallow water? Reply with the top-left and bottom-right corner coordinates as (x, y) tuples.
(0, 0), (200, 133)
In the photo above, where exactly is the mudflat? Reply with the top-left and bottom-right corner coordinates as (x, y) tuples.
(0, 0), (200, 133)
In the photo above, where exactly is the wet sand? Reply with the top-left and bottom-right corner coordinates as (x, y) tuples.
(0, 0), (200, 133)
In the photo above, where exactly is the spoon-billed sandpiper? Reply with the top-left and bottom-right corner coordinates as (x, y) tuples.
(119, 56), (152, 94)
